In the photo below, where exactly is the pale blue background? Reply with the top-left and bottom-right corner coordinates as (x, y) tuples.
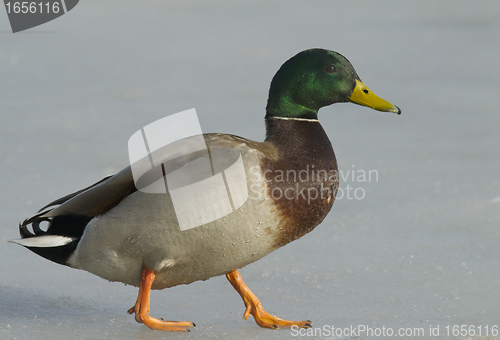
(1, 1), (499, 339)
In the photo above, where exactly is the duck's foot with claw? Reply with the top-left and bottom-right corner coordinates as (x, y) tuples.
(128, 267), (195, 332)
(226, 269), (312, 329)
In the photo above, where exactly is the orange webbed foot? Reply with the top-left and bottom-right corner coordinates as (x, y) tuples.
(226, 270), (312, 329)
(128, 267), (195, 332)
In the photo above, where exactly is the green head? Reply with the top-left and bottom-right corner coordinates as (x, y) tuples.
(265, 49), (400, 119)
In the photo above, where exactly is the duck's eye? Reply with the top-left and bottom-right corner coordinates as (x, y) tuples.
(325, 65), (337, 74)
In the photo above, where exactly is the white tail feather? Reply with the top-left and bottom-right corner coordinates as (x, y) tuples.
(10, 235), (75, 248)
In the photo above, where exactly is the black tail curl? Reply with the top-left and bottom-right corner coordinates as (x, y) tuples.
(19, 213), (52, 238)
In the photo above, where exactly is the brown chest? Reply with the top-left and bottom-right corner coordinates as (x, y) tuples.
(261, 157), (338, 249)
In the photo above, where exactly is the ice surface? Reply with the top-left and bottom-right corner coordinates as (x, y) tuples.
(1, 1), (499, 339)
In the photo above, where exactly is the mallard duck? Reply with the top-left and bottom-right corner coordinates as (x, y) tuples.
(12, 49), (400, 332)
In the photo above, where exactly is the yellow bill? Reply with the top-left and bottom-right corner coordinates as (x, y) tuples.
(349, 79), (401, 114)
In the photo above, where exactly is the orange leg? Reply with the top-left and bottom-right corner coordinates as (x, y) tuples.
(226, 270), (311, 329)
(127, 267), (195, 332)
